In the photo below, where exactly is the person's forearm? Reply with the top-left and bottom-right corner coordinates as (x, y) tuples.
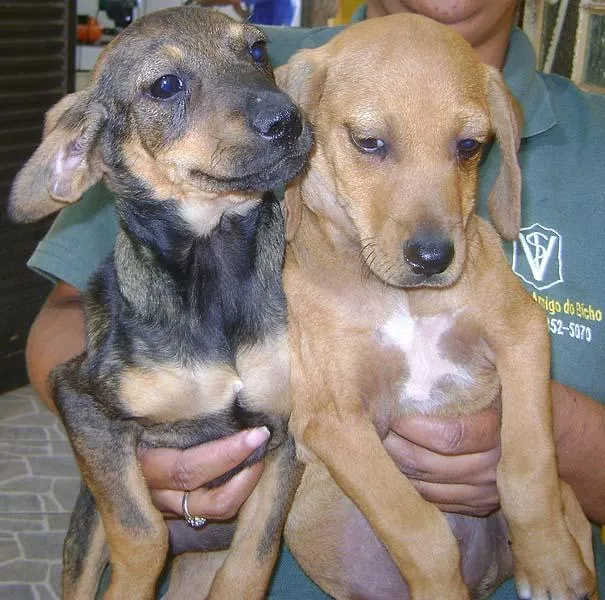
(25, 282), (86, 413)
(553, 381), (605, 524)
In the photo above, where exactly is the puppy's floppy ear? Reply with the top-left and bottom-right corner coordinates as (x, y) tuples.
(276, 47), (327, 240)
(8, 91), (106, 223)
(275, 47), (328, 119)
(485, 67), (523, 241)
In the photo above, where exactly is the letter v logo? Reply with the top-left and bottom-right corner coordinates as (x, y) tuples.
(512, 223), (563, 291)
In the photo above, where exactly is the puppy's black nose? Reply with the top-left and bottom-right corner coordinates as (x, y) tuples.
(404, 236), (454, 276)
(249, 94), (303, 142)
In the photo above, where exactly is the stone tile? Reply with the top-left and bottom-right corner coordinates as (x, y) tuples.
(1, 387), (39, 401)
(0, 461), (29, 481)
(52, 479), (80, 512)
(6, 414), (61, 428)
(36, 584), (58, 600)
(0, 397), (37, 422)
(49, 442), (72, 456)
(0, 453), (23, 461)
(45, 427), (67, 442)
(0, 560), (48, 583)
(0, 583), (36, 599)
(48, 562), (62, 599)
(0, 388), (77, 598)
(0, 441), (49, 451)
(17, 532), (64, 561)
(46, 513), (70, 532)
(0, 389), (59, 598)
(0, 427), (47, 443)
(0, 478), (53, 494)
(0, 493), (42, 514)
(0, 517), (45, 533)
(27, 456), (78, 479)
(40, 497), (63, 514)
(0, 443), (50, 458)
(0, 538), (21, 563)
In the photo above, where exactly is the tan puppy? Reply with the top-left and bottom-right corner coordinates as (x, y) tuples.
(278, 14), (597, 600)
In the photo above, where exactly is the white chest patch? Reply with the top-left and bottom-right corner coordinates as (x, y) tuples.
(378, 306), (473, 413)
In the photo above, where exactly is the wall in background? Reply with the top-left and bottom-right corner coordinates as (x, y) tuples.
(0, 0), (75, 393)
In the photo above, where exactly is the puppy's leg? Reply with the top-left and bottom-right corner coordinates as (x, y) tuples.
(560, 480), (597, 594)
(207, 436), (299, 600)
(163, 551), (228, 600)
(63, 485), (108, 599)
(494, 320), (595, 600)
(55, 371), (168, 600)
(301, 413), (469, 600)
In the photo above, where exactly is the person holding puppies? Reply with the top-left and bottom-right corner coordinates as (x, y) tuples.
(25, 0), (604, 598)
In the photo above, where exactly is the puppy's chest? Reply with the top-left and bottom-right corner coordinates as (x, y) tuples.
(374, 306), (499, 416)
(118, 334), (290, 423)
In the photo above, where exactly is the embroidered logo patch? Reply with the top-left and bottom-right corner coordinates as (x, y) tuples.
(512, 223), (563, 290)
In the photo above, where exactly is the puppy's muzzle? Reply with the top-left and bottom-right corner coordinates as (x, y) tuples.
(404, 235), (454, 276)
(248, 92), (304, 144)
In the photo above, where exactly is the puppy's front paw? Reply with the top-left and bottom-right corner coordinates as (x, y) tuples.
(512, 526), (596, 600)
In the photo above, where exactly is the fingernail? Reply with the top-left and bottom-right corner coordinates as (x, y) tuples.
(245, 426), (270, 449)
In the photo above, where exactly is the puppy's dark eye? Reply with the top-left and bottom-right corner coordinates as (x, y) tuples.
(249, 40), (267, 63)
(457, 138), (482, 160)
(350, 132), (386, 157)
(149, 75), (184, 99)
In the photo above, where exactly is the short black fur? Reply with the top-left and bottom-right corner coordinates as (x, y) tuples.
(9, 7), (312, 597)
(87, 191), (286, 372)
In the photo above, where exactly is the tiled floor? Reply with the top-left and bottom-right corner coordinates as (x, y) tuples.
(0, 386), (80, 600)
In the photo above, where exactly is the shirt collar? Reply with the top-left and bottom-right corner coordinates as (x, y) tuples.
(503, 27), (556, 139)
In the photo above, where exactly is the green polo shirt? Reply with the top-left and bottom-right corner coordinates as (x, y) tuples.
(28, 7), (605, 599)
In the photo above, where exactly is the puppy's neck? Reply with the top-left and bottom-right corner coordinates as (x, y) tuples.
(113, 192), (284, 322)
(115, 192), (261, 265)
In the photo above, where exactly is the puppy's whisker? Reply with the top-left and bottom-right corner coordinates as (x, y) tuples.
(360, 245), (379, 278)
(359, 238), (377, 259)
(210, 142), (237, 172)
(210, 145), (223, 171)
(361, 251), (376, 266)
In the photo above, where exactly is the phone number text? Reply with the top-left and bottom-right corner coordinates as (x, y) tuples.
(548, 318), (593, 342)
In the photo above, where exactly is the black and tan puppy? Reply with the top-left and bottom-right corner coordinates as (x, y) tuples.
(8, 6), (311, 599)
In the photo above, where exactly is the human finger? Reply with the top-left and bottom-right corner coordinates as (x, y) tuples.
(151, 461), (264, 520)
(384, 431), (500, 485)
(139, 426), (270, 491)
(390, 408), (500, 456)
(409, 479), (500, 517)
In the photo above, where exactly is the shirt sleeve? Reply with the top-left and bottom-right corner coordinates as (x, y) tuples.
(262, 24), (345, 68)
(27, 182), (118, 292)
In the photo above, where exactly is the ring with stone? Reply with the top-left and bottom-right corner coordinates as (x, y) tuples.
(182, 490), (207, 529)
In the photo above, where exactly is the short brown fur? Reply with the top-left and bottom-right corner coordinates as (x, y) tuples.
(278, 14), (596, 600)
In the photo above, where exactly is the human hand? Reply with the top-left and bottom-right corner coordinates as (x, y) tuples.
(139, 427), (269, 523)
(384, 408), (501, 516)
